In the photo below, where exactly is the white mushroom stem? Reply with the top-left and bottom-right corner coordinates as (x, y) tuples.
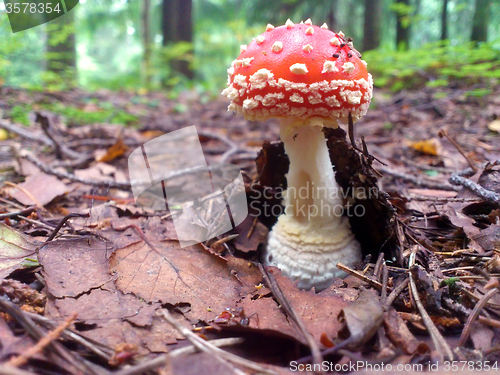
(265, 118), (362, 291)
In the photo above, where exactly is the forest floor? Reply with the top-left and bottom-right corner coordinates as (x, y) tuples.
(0, 84), (499, 375)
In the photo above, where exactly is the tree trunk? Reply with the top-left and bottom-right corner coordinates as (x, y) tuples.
(363, 0), (382, 51)
(440, 0), (448, 40)
(162, 0), (194, 79)
(142, 0), (152, 87)
(395, 0), (411, 50)
(471, 0), (490, 42)
(46, 10), (76, 86)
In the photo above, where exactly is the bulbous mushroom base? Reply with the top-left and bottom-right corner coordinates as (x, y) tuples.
(264, 214), (362, 292)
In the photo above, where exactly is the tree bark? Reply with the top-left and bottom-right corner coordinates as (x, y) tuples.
(471, 0), (490, 42)
(46, 10), (76, 86)
(395, 0), (411, 50)
(162, 0), (194, 79)
(142, 0), (152, 87)
(363, 0), (382, 51)
(440, 0), (448, 40)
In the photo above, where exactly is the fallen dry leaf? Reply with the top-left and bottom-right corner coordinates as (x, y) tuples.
(109, 216), (242, 322)
(39, 236), (179, 353)
(0, 223), (37, 280)
(383, 307), (425, 355)
(338, 288), (384, 349)
(9, 172), (68, 206)
(407, 138), (442, 156)
(96, 137), (128, 163)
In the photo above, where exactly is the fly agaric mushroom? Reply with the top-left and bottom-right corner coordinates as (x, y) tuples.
(222, 19), (373, 291)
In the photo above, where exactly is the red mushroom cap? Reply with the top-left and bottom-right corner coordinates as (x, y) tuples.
(222, 19), (373, 125)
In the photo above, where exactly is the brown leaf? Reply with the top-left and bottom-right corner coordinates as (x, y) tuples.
(383, 307), (424, 355)
(9, 172), (68, 206)
(338, 288), (384, 349)
(109, 217), (241, 322)
(268, 268), (355, 345)
(407, 138), (442, 156)
(96, 137), (128, 163)
(470, 322), (494, 351)
(39, 236), (178, 353)
(39, 237), (114, 298)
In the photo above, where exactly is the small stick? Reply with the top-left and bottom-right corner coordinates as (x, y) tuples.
(459, 288), (499, 347)
(0, 365), (37, 375)
(158, 309), (276, 375)
(259, 264), (324, 375)
(438, 129), (477, 174)
(15, 146), (131, 190)
(378, 166), (460, 191)
(337, 263), (386, 290)
(9, 313), (78, 367)
(211, 234), (239, 248)
(478, 316), (500, 329)
(0, 206), (37, 220)
(449, 174), (500, 206)
(380, 263), (389, 305)
(408, 249), (454, 360)
(247, 216), (259, 239)
(373, 252), (385, 280)
(0, 120), (82, 159)
(44, 213), (90, 243)
(384, 278), (409, 308)
(114, 338), (245, 375)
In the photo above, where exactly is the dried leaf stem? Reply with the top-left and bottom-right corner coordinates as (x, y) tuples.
(259, 264), (324, 375)
(158, 309), (276, 375)
(408, 248), (454, 361)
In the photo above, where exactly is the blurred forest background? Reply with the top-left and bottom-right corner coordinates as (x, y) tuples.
(0, 0), (499, 97)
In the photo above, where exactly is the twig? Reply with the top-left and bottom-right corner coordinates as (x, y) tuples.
(9, 312), (78, 367)
(337, 263), (386, 291)
(380, 263), (389, 305)
(406, 195), (481, 203)
(408, 248), (454, 360)
(0, 365), (37, 375)
(158, 309), (275, 375)
(0, 119), (83, 159)
(198, 130), (239, 164)
(44, 212), (90, 243)
(373, 252), (385, 280)
(26, 312), (113, 361)
(259, 264), (324, 375)
(16, 215), (55, 231)
(459, 288), (500, 347)
(14, 146), (131, 190)
(114, 338), (245, 375)
(0, 206), (37, 220)
(378, 166), (460, 191)
(438, 129), (477, 174)
(384, 278), (409, 308)
(478, 316), (500, 329)
(449, 174), (500, 205)
(0, 297), (95, 374)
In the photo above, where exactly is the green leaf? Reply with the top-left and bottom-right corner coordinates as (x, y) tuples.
(0, 223), (37, 280)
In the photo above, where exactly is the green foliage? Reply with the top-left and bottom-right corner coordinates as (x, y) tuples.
(364, 39), (500, 91)
(389, 2), (415, 29)
(9, 105), (32, 126)
(41, 103), (139, 127)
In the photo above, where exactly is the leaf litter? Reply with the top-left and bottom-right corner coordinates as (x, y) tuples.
(0, 86), (498, 373)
